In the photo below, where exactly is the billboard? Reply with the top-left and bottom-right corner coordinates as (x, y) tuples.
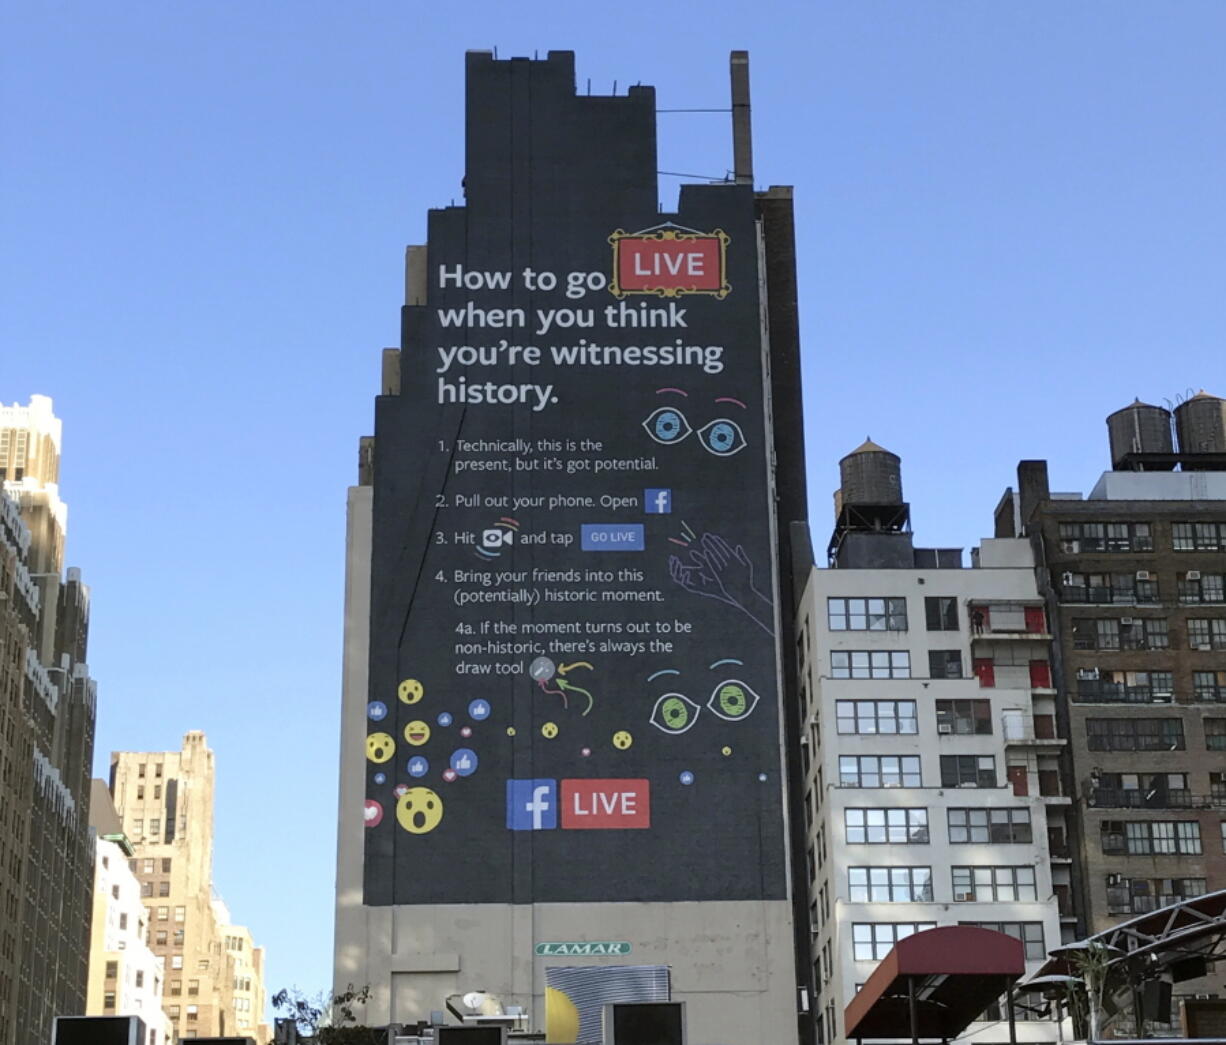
(362, 51), (788, 906)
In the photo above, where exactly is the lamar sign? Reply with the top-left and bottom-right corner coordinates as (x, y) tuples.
(610, 226), (730, 299)
(535, 941), (633, 957)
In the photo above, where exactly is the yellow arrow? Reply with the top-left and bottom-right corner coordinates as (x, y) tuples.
(557, 661), (593, 675)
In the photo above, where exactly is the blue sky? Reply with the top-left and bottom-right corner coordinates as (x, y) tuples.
(3, 0), (1223, 1014)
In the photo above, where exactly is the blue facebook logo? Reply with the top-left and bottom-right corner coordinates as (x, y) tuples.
(506, 779), (557, 830)
(644, 488), (672, 514)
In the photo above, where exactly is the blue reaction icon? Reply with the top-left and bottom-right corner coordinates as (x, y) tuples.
(373, 772), (387, 785)
(679, 771), (695, 785)
(506, 779), (557, 831)
(407, 756), (429, 779)
(367, 701), (388, 722)
(644, 489), (672, 514)
(437, 712), (453, 727)
(468, 699), (490, 721)
(450, 748), (478, 777)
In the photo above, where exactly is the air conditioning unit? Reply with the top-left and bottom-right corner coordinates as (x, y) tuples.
(1195, 643), (1212, 651)
(1077, 668), (1100, 680)
(1187, 570), (1202, 581)
(1106, 873), (1123, 886)
(954, 891), (975, 902)
(1120, 617), (1134, 625)
(1136, 570), (1152, 581)
(938, 724), (953, 734)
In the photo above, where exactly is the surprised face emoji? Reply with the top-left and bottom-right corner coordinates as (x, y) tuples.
(366, 732), (395, 763)
(396, 786), (443, 834)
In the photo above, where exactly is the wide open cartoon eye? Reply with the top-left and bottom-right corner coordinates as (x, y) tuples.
(707, 679), (760, 721)
(643, 407), (692, 445)
(697, 419), (746, 457)
(650, 692), (702, 734)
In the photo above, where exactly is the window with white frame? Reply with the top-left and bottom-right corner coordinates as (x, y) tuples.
(951, 866), (1037, 902)
(831, 650), (910, 679)
(827, 597), (908, 631)
(852, 922), (937, 961)
(836, 700), (918, 735)
(849, 866), (933, 902)
(839, 754), (921, 788)
(845, 808), (929, 844)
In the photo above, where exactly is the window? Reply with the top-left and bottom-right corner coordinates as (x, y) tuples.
(155, 930), (167, 945)
(138, 763), (146, 778)
(173, 929), (184, 945)
(952, 866), (1037, 902)
(1060, 521), (1152, 552)
(158, 881), (171, 897)
(839, 755), (921, 788)
(1123, 618), (1169, 650)
(959, 921), (1045, 961)
(1106, 877), (1206, 915)
(142, 858), (154, 874)
(1061, 572), (1160, 604)
(171, 955), (183, 969)
(154, 785), (161, 799)
(186, 1005), (198, 1020)
(1102, 820), (1202, 855)
(154, 762), (163, 777)
(1206, 719), (1226, 751)
(831, 651), (910, 679)
(925, 597), (958, 631)
(928, 650), (963, 679)
(1194, 670), (1226, 701)
(1077, 670), (1175, 703)
(157, 906), (168, 921)
(103, 991), (115, 1010)
(845, 808), (929, 844)
(1173, 522), (1226, 552)
(1221, 822), (1226, 854)
(149, 818), (160, 835)
(935, 700), (992, 735)
(136, 786), (144, 800)
(174, 906), (185, 922)
(118, 913), (128, 931)
(105, 961), (117, 980)
(1180, 572), (1226, 604)
(1187, 618), (1226, 650)
(188, 979), (199, 996)
(849, 867), (933, 902)
(1072, 618), (1120, 650)
(162, 857), (172, 873)
(828, 597), (908, 631)
(947, 808), (1032, 843)
(1086, 718), (1184, 751)
(852, 922), (937, 961)
(940, 755), (996, 788)
(135, 970), (144, 988)
(170, 980), (181, 996)
(1093, 772), (1188, 807)
(140, 881), (153, 898)
(836, 700), (918, 735)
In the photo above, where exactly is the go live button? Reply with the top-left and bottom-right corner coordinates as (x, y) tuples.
(580, 524), (644, 551)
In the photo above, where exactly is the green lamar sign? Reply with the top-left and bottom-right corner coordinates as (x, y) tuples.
(534, 941), (632, 956)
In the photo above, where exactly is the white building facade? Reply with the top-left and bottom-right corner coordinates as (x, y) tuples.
(87, 838), (171, 1044)
(799, 506), (1070, 1044)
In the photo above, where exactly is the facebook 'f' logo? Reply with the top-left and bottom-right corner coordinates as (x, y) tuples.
(644, 488), (672, 514)
(506, 779), (557, 830)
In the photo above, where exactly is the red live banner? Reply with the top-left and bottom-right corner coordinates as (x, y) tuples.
(610, 228), (730, 298)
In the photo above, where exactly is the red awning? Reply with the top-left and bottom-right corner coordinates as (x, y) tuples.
(843, 926), (1026, 1041)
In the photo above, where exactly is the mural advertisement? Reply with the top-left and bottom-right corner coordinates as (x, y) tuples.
(362, 60), (788, 906)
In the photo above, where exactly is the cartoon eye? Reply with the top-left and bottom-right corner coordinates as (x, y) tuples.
(650, 692), (701, 734)
(697, 419), (746, 456)
(643, 407), (692, 445)
(707, 679), (760, 721)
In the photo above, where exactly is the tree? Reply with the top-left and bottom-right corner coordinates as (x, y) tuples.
(270, 983), (380, 1044)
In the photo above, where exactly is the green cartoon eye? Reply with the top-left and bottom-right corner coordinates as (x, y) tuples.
(650, 693), (701, 735)
(708, 679), (760, 721)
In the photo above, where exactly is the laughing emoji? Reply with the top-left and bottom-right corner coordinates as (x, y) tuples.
(404, 720), (431, 746)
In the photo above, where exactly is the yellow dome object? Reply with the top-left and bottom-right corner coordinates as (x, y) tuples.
(545, 986), (581, 1042)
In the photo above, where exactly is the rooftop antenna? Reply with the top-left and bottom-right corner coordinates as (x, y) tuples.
(730, 50), (753, 185)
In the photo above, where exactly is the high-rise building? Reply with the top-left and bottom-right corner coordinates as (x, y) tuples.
(334, 51), (811, 1044)
(109, 732), (270, 1042)
(0, 395), (97, 1045)
(994, 391), (1226, 1025)
(797, 442), (1065, 1045)
(86, 781), (170, 1044)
